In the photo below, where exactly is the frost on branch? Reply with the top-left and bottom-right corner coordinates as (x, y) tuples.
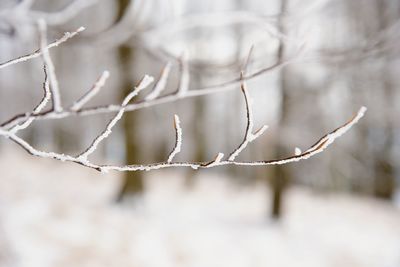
(0, 22), (367, 173)
(145, 62), (172, 101)
(38, 19), (62, 112)
(70, 71), (110, 111)
(77, 75), (155, 162)
(167, 115), (183, 163)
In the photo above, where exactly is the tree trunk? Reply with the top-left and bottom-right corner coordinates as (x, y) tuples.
(115, 0), (144, 202)
(269, 0), (290, 219)
(372, 0), (395, 199)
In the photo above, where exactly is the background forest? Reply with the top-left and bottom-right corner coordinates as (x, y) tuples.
(0, 0), (399, 266)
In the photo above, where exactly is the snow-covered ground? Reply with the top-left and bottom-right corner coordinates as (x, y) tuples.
(0, 146), (400, 267)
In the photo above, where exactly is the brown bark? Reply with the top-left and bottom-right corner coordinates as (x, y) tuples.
(269, 0), (291, 219)
(115, 0), (144, 201)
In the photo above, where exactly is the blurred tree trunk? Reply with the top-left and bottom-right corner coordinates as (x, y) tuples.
(185, 67), (207, 187)
(269, 0), (291, 219)
(373, 0), (395, 199)
(115, 0), (144, 201)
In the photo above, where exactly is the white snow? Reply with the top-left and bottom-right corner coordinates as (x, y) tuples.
(0, 146), (399, 267)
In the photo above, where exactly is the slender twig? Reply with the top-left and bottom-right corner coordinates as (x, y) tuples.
(228, 78), (268, 161)
(0, 26), (85, 70)
(177, 51), (189, 97)
(38, 19), (62, 112)
(70, 70), (110, 111)
(228, 48), (268, 161)
(202, 153), (225, 168)
(167, 114), (183, 163)
(77, 75), (154, 161)
(9, 65), (51, 134)
(145, 62), (172, 101)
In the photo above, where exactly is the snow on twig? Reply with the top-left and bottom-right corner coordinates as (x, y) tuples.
(145, 62), (172, 101)
(167, 114), (183, 163)
(9, 66), (51, 134)
(227, 80), (268, 161)
(0, 44), (299, 129)
(77, 75), (154, 161)
(70, 71), (110, 111)
(0, 24), (367, 173)
(38, 19), (63, 112)
(0, 26), (85, 70)
(202, 153), (225, 168)
(177, 51), (189, 97)
(294, 147), (302, 156)
(0, 104), (367, 173)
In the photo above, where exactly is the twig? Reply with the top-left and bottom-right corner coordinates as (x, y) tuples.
(77, 75), (154, 161)
(70, 70), (110, 111)
(202, 153), (225, 168)
(167, 114), (183, 163)
(145, 62), (171, 101)
(0, 26), (85, 70)
(9, 65), (51, 134)
(38, 19), (62, 112)
(228, 73), (268, 161)
(177, 51), (189, 97)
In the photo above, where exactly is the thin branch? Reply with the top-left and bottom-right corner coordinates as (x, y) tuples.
(9, 65), (51, 134)
(228, 76), (268, 161)
(0, 26), (85, 70)
(77, 75), (154, 161)
(38, 19), (62, 112)
(70, 70), (110, 111)
(202, 153), (225, 168)
(0, 49), (297, 130)
(167, 114), (183, 163)
(304, 106), (367, 154)
(0, 28), (300, 130)
(0, 106), (367, 173)
(0, 128), (101, 170)
(145, 62), (172, 101)
(177, 51), (189, 97)
(0, 23), (367, 173)
(243, 45), (254, 75)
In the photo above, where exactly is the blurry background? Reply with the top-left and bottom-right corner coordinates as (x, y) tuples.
(0, 0), (399, 266)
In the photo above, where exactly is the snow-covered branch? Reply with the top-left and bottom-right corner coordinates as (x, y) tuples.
(0, 26), (85, 70)
(9, 65), (51, 134)
(0, 23), (367, 173)
(70, 70), (110, 111)
(0, 27), (299, 129)
(77, 75), (154, 161)
(177, 51), (189, 97)
(38, 19), (62, 112)
(167, 115), (183, 163)
(145, 62), (172, 101)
